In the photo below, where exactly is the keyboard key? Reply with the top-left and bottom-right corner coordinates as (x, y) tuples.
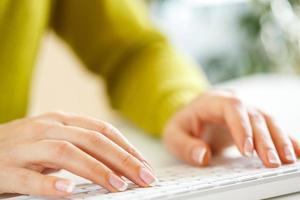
(7, 158), (300, 200)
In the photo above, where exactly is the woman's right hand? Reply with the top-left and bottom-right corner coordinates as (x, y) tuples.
(0, 111), (157, 197)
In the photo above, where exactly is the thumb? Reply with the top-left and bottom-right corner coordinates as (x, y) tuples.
(163, 126), (212, 167)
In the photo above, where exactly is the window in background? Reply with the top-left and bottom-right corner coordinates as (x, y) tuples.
(150, 0), (300, 83)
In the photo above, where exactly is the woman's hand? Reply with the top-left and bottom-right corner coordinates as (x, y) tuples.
(163, 90), (300, 168)
(0, 112), (157, 196)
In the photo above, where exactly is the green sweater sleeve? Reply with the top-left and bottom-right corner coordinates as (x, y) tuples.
(52, 0), (209, 137)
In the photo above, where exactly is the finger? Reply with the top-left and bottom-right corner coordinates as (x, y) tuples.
(190, 94), (254, 156)
(248, 109), (281, 168)
(223, 99), (254, 157)
(261, 112), (296, 164)
(42, 126), (158, 187)
(290, 137), (300, 157)
(0, 166), (74, 196)
(41, 112), (151, 170)
(19, 140), (128, 192)
(163, 125), (211, 167)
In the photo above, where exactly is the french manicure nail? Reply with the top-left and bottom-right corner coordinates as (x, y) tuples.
(109, 174), (128, 192)
(192, 146), (207, 164)
(139, 167), (158, 186)
(284, 146), (297, 162)
(55, 180), (75, 193)
(244, 137), (254, 157)
(267, 149), (281, 165)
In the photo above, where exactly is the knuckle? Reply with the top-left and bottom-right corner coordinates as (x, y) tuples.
(127, 147), (138, 156)
(39, 177), (52, 195)
(98, 121), (119, 135)
(24, 120), (53, 138)
(44, 111), (68, 120)
(263, 113), (273, 121)
(263, 112), (276, 123)
(217, 89), (236, 97)
(120, 154), (134, 166)
(226, 96), (243, 107)
(30, 120), (47, 130)
(90, 163), (108, 179)
(96, 121), (110, 133)
(86, 131), (103, 144)
(89, 162), (101, 173)
(18, 170), (31, 188)
(52, 110), (67, 116)
(50, 141), (72, 159)
(249, 109), (264, 122)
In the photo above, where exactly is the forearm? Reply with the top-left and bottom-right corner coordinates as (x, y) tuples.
(51, 0), (209, 137)
(107, 42), (209, 136)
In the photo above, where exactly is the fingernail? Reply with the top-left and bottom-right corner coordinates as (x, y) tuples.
(284, 146), (296, 162)
(267, 149), (281, 165)
(244, 137), (254, 157)
(55, 180), (75, 193)
(191, 146), (207, 164)
(139, 167), (158, 186)
(109, 174), (128, 192)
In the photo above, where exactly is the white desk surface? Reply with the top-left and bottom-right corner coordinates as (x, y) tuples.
(23, 34), (300, 199)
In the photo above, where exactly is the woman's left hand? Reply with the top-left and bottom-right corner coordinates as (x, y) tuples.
(163, 90), (300, 168)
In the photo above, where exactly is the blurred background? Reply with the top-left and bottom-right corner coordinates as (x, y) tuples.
(31, 0), (300, 116)
(149, 0), (300, 83)
(30, 0), (300, 151)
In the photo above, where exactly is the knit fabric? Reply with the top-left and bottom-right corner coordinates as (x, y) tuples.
(0, 0), (208, 137)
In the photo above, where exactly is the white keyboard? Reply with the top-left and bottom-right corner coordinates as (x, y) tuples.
(6, 157), (300, 200)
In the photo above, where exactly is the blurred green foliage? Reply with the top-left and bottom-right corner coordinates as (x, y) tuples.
(203, 0), (300, 83)
(150, 0), (300, 83)
(206, 0), (300, 82)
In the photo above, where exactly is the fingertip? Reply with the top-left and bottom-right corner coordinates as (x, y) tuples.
(191, 145), (211, 167)
(163, 128), (212, 167)
(139, 167), (159, 187)
(202, 148), (212, 166)
(295, 148), (300, 158)
(10, 168), (75, 197)
(108, 174), (128, 192)
(278, 145), (297, 164)
(264, 149), (281, 168)
(54, 179), (75, 194)
(35, 176), (76, 197)
(264, 163), (281, 168)
(290, 137), (300, 157)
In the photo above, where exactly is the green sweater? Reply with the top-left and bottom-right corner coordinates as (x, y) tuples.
(0, 0), (208, 137)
